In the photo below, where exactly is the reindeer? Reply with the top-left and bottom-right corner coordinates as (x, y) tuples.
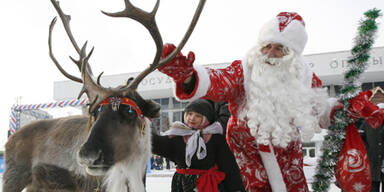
(3, 0), (205, 191)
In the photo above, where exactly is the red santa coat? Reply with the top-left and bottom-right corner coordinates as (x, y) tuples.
(174, 60), (322, 192)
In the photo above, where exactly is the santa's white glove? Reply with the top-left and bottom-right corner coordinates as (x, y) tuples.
(319, 97), (339, 129)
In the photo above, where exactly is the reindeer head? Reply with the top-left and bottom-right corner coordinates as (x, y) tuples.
(49, 0), (205, 175)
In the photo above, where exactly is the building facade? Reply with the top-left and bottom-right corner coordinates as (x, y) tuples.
(53, 47), (384, 156)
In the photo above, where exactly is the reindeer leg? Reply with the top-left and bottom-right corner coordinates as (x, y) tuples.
(31, 163), (77, 192)
(2, 164), (31, 192)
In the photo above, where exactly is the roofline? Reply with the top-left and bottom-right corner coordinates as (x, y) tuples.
(303, 46), (384, 57)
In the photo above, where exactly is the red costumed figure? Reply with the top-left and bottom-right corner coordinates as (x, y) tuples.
(159, 12), (336, 192)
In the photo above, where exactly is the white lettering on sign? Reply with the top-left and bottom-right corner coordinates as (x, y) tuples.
(140, 76), (173, 87)
(373, 56), (383, 66)
(306, 62), (315, 68)
(329, 56), (383, 69)
(329, 59), (352, 69)
(313, 56), (384, 70)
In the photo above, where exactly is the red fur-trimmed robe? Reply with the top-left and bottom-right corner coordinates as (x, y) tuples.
(173, 60), (323, 192)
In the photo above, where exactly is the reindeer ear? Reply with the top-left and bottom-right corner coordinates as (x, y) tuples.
(142, 99), (160, 118)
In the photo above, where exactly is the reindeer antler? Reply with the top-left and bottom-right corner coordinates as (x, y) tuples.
(103, 0), (206, 89)
(49, 0), (116, 113)
(102, 0), (162, 67)
(49, 0), (205, 113)
(49, 17), (82, 83)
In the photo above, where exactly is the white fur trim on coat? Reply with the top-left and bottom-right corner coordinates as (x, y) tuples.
(173, 64), (211, 102)
(318, 97), (338, 129)
(259, 144), (287, 192)
(298, 59), (313, 88)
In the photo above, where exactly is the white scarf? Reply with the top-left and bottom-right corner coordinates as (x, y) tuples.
(162, 121), (223, 167)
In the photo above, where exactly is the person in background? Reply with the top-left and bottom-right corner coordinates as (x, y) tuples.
(152, 99), (245, 192)
(155, 155), (164, 170)
(208, 100), (230, 134)
(359, 103), (384, 192)
(165, 157), (171, 170)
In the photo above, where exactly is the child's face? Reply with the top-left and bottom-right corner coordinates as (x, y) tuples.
(184, 111), (204, 129)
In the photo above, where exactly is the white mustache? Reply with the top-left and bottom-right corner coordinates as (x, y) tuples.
(262, 55), (283, 66)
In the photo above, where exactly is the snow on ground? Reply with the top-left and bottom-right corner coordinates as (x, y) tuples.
(146, 165), (342, 192)
(146, 170), (173, 192)
(0, 162), (342, 192)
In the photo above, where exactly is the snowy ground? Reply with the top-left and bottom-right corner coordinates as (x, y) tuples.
(0, 160), (342, 192)
(146, 176), (342, 192)
(146, 163), (342, 192)
(0, 172), (342, 192)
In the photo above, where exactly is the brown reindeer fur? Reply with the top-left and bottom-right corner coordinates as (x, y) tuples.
(3, 115), (104, 192)
(3, 97), (158, 192)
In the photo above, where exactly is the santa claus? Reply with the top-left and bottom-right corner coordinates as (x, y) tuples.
(159, 12), (334, 192)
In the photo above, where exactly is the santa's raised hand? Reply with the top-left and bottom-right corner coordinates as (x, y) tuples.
(158, 43), (195, 83)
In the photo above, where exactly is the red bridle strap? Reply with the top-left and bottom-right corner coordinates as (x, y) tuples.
(99, 97), (143, 120)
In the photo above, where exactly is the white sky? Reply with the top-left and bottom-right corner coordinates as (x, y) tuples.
(0, 0), (383, 148)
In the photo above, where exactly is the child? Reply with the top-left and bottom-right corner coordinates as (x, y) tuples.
(152, 99), (245, 192)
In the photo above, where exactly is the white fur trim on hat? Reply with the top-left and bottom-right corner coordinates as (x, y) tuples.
(258, 16), (307, 54)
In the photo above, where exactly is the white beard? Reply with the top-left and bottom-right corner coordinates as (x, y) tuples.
(243, 45), (329, 148)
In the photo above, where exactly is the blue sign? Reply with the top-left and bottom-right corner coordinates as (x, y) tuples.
(0, 157), (5, 173)
(146, 158), (151, 173)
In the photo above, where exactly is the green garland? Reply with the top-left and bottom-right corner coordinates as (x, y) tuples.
(312, 9), (381, 192)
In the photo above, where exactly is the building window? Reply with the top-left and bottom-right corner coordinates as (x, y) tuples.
(172, 98), (182, 109)
(153, 98), (170, 109)
(181, 101), (189, 108)
(173, 111), (183, 122)
(303, 149), (307, 157)
(303, 148), (316, 158)
(151, 118), (160, 133)
(302, 142), (316, 158)
(362, 82), (373, 91)
(373, 81), (384, 89)
(153, 99), (161, 106)
(151, 111), (171, 133)
(334, 85), (342, 96)
(161, 98), (169, 109)
(160, 112), (170, 132)
(308, 148), (315, 157)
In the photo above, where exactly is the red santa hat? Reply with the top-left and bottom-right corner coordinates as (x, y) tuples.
(258, 12), (307, 54)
